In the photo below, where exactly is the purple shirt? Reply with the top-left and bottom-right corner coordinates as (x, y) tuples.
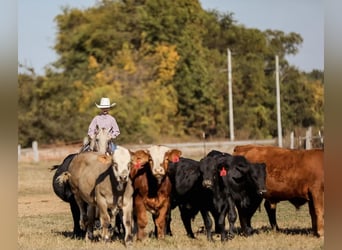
(88, 114), (120, 139)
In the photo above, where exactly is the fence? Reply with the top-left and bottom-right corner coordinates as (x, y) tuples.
(18, 139), (277, 163)
(18, 128), (323, 163)
(289, 127), (324, 149)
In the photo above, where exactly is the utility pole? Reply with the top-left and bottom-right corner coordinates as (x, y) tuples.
(275, 55), (283, 147)
(227, 48), (235, 141)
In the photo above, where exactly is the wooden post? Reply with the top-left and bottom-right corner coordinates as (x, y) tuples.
(227, 48), (235, 141)
(18, 144), (21, 162)
(32, 141), (39, 162)
(290, 131), (294, 149)
(275, 55), (283, 147)
(305, 127), (312, 149)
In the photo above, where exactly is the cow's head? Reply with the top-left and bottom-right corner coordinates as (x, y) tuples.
(227, 155), (267, 196)
(111, 146), (133, 190)
(248, 162), (267, 196)
(199, 155), (218, 189)
(147, 145), (179, 184)
(200, 151), (233, 189)
(130, 149), (152, 179)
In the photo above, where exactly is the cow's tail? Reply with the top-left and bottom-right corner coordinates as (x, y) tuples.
(56, 171), (71, 185)
(49, 165), (59, 171)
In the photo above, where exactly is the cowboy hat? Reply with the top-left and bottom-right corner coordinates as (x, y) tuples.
(95, 97), (116, 109)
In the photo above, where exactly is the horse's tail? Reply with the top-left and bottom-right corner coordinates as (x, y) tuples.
(56, 171), (71, 185)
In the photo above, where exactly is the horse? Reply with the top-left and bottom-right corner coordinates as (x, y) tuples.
(89, 127), (113, 154)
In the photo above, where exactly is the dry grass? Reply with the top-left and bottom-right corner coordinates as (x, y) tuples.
(18, 160), (324, 250)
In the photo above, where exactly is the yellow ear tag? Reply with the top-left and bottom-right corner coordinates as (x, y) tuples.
(97, 155), (112, 164)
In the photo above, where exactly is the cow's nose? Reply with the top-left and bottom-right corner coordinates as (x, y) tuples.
(202, 179), (213, 189)
(259, 189), (267, 195)
(120, 175), (128, 182)
(155, 167), (165, 175)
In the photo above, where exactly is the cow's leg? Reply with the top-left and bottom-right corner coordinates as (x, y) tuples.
(242, 197), (263, 236)
(226, 196), (237, 239)
(165, 206), (173, 236)
(264, 200), (279, 231)
(86, 205), (96, 241)
(73, 194), (88, 232)
(96, 197), (111, 242)
(69, 195), (85, 238)
(154, 202), (169, 239)
(179, 205), (195, 238)
(236, 204), (253, 236)
(135, 196), (148, 241)
(217, 211), (228, 241)
(309, 191), (324, 237)
(121, 191), (134, 246)
(200, 209), (214, 241)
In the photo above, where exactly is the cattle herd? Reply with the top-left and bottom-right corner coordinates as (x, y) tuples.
(51, 144), (324, 246)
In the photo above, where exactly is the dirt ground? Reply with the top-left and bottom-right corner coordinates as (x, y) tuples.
(18, 194), (70, 217)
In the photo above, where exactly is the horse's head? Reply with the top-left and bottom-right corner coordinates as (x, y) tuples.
(90, 127), (112, 154)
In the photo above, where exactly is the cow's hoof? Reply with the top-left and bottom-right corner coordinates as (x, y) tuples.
(227, 232), (235, 240)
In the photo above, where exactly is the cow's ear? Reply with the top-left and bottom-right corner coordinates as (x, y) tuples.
(167, 149), (182, 163)
(235, 163), (249, 174)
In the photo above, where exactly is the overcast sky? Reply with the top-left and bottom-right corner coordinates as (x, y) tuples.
(18, 0), (323, 75)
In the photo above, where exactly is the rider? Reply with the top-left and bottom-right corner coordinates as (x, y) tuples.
(83, 97), (120, 154)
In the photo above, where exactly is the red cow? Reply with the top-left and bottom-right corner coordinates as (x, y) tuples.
(130, 145), (180, 240)
(233, 144), (324, 237)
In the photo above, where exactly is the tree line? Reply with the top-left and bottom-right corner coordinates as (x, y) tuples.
(18, 0), (323, 148)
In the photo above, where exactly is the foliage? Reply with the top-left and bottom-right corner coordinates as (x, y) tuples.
(18, 0), (324, 147)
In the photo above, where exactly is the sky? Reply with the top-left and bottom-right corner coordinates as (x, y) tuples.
(18, 0), (324, 75)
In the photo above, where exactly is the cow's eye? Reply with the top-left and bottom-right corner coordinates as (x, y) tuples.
(113, 162), (118, 171)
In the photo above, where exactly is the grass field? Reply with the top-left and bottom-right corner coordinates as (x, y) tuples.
(18, 160), (324, 250)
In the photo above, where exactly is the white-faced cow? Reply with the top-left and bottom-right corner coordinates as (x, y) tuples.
(130, 145), (176, 240)
(57, 146), (138, 245)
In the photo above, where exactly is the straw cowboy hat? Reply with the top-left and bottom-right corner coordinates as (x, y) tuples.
(95, 97), (116, 109)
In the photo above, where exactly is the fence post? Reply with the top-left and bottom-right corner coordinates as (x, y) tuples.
(305, 127), (312, 150)
(32, 141), (39, 162)
(290, 131), (294, 149)
(318, 130), (324, 146)
(18, 144), (21, 162)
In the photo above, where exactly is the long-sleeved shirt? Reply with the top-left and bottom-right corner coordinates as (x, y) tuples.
(87, 114), (120, 139)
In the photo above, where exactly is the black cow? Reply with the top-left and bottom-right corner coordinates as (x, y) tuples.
(166, 156), (214, 240)
(50, 153), (85, 238)
(200, 150), (267, 236)
(199, 152), (238, 241)
(166, 150), (240, 242)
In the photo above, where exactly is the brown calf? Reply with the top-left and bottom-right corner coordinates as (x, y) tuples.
(130, 146), (181, 240)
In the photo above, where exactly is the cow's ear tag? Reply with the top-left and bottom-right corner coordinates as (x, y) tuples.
(98, 155), (111, 164)
(220, 167), (227, 176)
(134, 160), (141, 169)
(172, 155), (179, 163)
